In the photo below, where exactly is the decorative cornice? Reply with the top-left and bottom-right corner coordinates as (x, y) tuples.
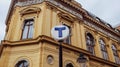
(57, 12), (76, 22)
(54, 0), (86, 14)
(83, 16), (120, 42)
(60, 0), (82, 8)
(10, 48), (40, 54)
(83, 14), (120, 39)
(20, 6), (41, 15)
(89, 55), (119, 67)
(5, 0), (44, 25)
(47, 0), (83, 20)
(6, 0), (85, 25)
(1, 35), (57, 46)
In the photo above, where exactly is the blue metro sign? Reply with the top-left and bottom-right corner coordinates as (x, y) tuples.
(55, 27), (66, 37)
(51, 25), (69, 41)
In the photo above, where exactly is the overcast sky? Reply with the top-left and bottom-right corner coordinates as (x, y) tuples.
(0, 0), (120, 41)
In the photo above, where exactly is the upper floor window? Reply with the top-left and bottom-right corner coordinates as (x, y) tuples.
(21, 19), (34, 39)
(63, 24), (71, 44)
(15, 60), (29, 67)
(86, 33), (95, 55)
(99, 38), (108, 60)
(111, 45), (120, 64)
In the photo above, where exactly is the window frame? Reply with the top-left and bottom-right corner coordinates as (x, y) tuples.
(99, 38), (109, 60)
(15, 60), (29, 67)
(21, 19), (34, 39)
(111, 44), (120, 64)
(86, 32), (95, 55)
(66, 63), (74, 67)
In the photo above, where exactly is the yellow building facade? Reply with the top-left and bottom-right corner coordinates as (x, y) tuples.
(0, 0), (120, 67)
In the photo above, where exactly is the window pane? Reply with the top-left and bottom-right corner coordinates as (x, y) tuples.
(86, 33), (94, 55)
(19, 63), (23, 67)
(115, 56), (119, 64)
(21, 19), (34, 39)
(15, 60), (29, 67)
(86, 36), (91, 45)
(99, 39), (108, 60)
(24, 61), (29, 67)
(28, 25), (33, 38)
(112, 45), (118, 56)
(111, 45), (120, 64)
(22, 26), (29, 39)
(103, 52), (108, 60)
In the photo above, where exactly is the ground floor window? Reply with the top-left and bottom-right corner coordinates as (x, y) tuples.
(15, 60), (29, 67)
(66, 63), (74, 67)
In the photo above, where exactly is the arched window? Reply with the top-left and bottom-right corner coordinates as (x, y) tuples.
(21, 19), (34, 39)
(66, 63), (74, 67)
(86, 33), (95, 55)
(15, 60), (29, 67)
(111, 45), (120, 64)
(99, 38), (108, 60)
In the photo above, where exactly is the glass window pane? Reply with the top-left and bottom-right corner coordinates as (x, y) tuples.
(112, 45), (120, 64)
(24, 61), (29, 67)
(86, 33), (94, 55)
(28, 25), (33, 38)
(15, 60), (29, 67)
(22, 26), (29, 39)
(19, 63), (23, 67)
(21, 19), (34, 39)
(99, 39), (108, 60)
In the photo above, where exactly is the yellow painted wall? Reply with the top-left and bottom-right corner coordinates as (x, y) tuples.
(0, 1), (120, 67)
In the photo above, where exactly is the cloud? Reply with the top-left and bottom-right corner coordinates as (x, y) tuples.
(0, 1), (10, 41)
(77, 0), (120, 26)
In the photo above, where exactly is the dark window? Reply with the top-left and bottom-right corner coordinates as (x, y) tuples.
(15, 60), (29, 67)
(21, 19), (34, 39)
(112, 45), (120, 64)
(66, 63), (74, 67)
(99, 39), (108, 60)
(86, 33), (95, 55)
(63, 24), (71, 44)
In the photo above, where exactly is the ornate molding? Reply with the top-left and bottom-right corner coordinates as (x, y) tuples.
(84, 15), (120, 39)
(10, 48), (40, 54)
(57, 12), (76, 22)
(20, 6), (41, 17)
(15, 0), (44, 6)
(84, 21), (120, 42)
(47, 0), (83, 20)
(89, 55), (120, 67)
